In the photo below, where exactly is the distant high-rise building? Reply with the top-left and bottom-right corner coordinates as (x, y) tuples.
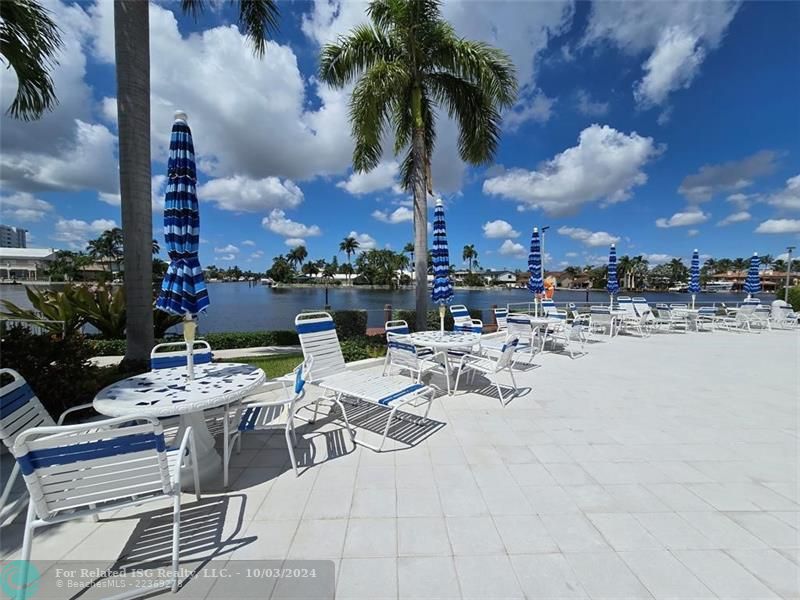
(0, 225), (28, 248)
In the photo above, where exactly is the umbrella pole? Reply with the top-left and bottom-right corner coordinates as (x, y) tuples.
(691, 294), (696, 310)
(439, 304), (445, 332)
(183, 313), (197, 381)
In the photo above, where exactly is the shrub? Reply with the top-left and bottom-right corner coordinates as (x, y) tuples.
(331, 310), (368, 339)
(394, 308), (483, 331)
(340, 336), (386, 362)
(85, 330), (301, 356)
(786, 286), (800, 311)
(0, 326), (107, 417)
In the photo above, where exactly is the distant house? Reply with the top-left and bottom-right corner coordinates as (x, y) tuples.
(0, 247), (56, 280)
(484, 270), (517, 286)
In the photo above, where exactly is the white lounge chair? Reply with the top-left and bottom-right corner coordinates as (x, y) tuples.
(454, 337), (519, 406)
(616, 297), (650, 337)
(696, 306), (719, 331)
(223, 358), (311, 484)
(771, 300), (799, 329)
(295, 312), (435, 451)
(13, 416), (199, 593)
(385, 333), (450, 394)
(654, 304), (689, 332)
(0, 369), (95, 522)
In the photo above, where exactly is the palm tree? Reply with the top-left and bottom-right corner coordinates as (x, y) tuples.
(617, 255), (632, 289)
(114, 0), (278, 366)
(403, 242), (415, 271)
(760, 254), (773, 271)
(152, 239), (160, 256)
(87, 228), (124, 276)
(319, 0), (517, 329)
(462, 244), (478, 272)
(772, 259), (788, 272)
(286, 245), (308, 270)
(0, 0), (63, 120)
(339, 236), (360, 281)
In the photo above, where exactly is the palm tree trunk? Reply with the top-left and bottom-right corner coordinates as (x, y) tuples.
(411, 125), (428, 331)
(115, 0), (154, 367)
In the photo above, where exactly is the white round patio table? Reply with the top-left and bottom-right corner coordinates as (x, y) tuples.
(94, 363), (265, 489)
(407, 331), (481, 392)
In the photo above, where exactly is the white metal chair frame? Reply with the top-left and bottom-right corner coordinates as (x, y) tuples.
(654, 305), (689, 332)
(589, 306), (616, 337)
(0, 368), (95, 521)
(540, 310), (588, 357)
(13, 416), (199, 594)
(384, 333), (450, 394)
(150, 341), (213, 370)
(494, 308), (508, 332)
(616, 298), (651, 337)
(223, 358), (312, 486)
(454, 337), (519, 406)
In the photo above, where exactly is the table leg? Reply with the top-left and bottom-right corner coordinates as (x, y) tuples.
(177, 411), (222, 491)
(443, 352), (452, 395)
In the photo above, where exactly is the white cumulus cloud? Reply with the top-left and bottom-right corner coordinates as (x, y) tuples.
(372, 207), (413, 224)
(0, 192), (54, 222)
(53, 218), (117, 249)
(337, 161), (400, 196)
(755, 219), (800, 234)
(642, 253), (674, 264)
(678, 150), (778, 202)
(498, 239), (527, 259)
(284, 238), (306, 248)
(765, 175), (800, 211)
(348, 231), (377, 250)
(262, 209), (321, 238)
(198, 176), (303, 213)
(656, 210), (710, 228)
(483, 125), (662, 216)
(575, 90), (609, 117)
(213, 244), (239, 254)
(483, 220), (520, 239)
(557, 226), (620, 247)
(717, 211), (751, 226)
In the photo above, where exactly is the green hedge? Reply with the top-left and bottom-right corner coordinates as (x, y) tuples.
(341, 336), (386, 361)
(394, 308), (484, 332)
(87, 330), (300, 356)
(786, 286), (800, 311)
(331, 310), (368, 339)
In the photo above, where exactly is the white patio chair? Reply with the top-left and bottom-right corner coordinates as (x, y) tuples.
(503, 313), (537, 361)
(453, 318), (483, 334)
(616, 297), (650, 337)
(150, 340), (213, 370)
(632, 297), (657, 324)
(449, 304), (472, 329)
(0, 369), (94, 522)
(385, 333), (450, 394)
(13, 416), (200, 593)
(223, 358), (312, 485)
(771, 300), (800, 329)
(494, 307), (508, 332)
(654, 304), (688, 332)
(454, 337), (519, 406)
(696, 306), (719, 331)
(540, 299), (557, 316)
(383, 319), (434, 368)
(540, 310), (587, 357)
(588, 306), (615, 337)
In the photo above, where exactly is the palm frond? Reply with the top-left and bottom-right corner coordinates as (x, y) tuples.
(350, 60), (410, 172)
(0, 0), (62, 121)
(426, 71), (501, 164)
(319, 24), (398, 87)
(432, 37), (517, 108)
(180, 0), (278, 57)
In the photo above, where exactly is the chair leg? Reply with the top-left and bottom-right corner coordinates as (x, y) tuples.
(379, 406), (399, 451)
(0, 462), (19, 512)
(284, 423), (298, 477)
(454, 365), (464, 394)
(171, 494), (181, 592)
(19, 500), (38, 598)
(494, 375), (505, 407)
(333, 393), (356, 442)
(188, 433), (201, 501)
(508, 368), (518, 392)
(223, 414), (230, 490)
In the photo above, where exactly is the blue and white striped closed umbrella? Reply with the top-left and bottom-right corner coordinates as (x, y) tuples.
(743, 252), (761, 297)
(688, 249), (701, 308)
(606, 243), (619, 305)
(430, 199), (453, 330)
(527, 227), (544, 314)
(156, 112), (209, 317)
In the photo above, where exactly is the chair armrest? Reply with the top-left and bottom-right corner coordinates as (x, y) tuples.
(172, 425), (195, 483)
(57, 402), (96, 425)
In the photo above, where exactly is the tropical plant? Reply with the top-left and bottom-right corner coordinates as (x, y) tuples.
(760, 254), (773, 270)
(266, 255), (293, 283)
(45, 250), (92, 282)
(114, 0), (279, 366)
(0, 0), (63, 120)
(319, 0), (517, 329)
(772, 259), (787, 272)
(354, 249), (405, 287)
(0, 285), (87, 334)
(71, 286), (127, 338)
(152, 238), (160, 255)
(339, 236), (360, 280)
(403, 242), (415, 269)
(462, 244), (478, 272)
(301, 262), (319, 276)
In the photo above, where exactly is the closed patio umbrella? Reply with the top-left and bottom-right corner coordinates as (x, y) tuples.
(430, 199), (454, 331)
(155, 111), (209, 379)
(527, 227), (544, 316)
(688, 249), (701, 308)
(743, 252), (761, 298)
(607, 243), (619, 307)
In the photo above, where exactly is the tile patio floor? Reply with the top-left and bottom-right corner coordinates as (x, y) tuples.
(1, 328), (798, 599)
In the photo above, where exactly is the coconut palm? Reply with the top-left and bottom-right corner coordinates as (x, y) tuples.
(114, 0), (279, 366)
(462, 244), (478, 273)
(319, 0), (517, 329)
(286, 245), (308, 270)
(87, 228), (124, 276)
(152, 239), (160, 256)
(760, 254), (773, 270)
(339, 236), (361, 280)
(0, 0), (63, 120)
(403, 242), (415, 270)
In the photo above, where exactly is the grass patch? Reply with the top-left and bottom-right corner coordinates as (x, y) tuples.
(221, 354), (303, 378)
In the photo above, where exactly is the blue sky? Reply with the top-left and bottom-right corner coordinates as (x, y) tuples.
(1, 0), (799, 271)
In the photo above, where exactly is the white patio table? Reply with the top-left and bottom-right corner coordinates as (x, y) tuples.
(407, 330), (481, 391)
(94, 362), (265, 489)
